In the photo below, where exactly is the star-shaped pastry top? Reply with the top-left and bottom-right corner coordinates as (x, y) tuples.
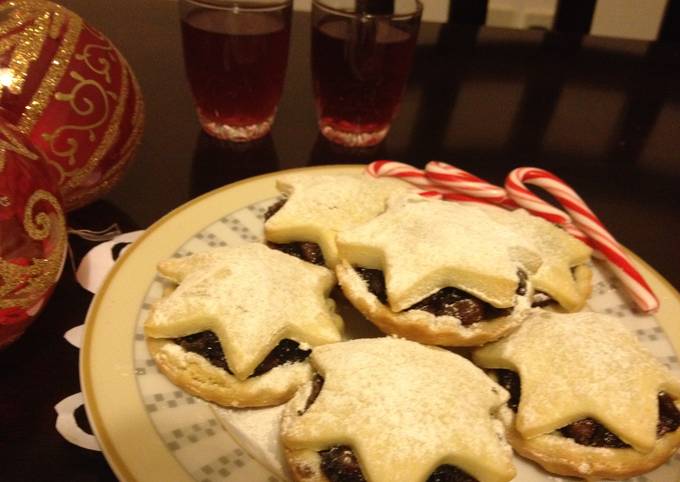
(480, 206), (591, 311)
(144, 244), (344, 380)
(337, 194), (588, 312)
(473, 310), (680, 453)
(264, 173), (411, 267)
(281, 337), (516, 482)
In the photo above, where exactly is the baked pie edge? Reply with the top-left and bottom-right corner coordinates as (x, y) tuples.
(147, 338), (315, 408)
(335, 261), (530, 346)
(498, 405), (680, 480)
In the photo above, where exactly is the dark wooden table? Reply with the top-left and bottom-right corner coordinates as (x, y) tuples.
(2, 1), (679, 480)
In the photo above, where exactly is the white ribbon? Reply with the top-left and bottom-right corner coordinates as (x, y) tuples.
(75, 230), (144, 294)
(54, 393), (101, 451)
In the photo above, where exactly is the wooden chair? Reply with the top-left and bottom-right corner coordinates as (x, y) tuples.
(445, 0), (679, 42)
(405, 0), (679, 167)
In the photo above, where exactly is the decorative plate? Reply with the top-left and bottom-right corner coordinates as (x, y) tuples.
(81, 165), (680, 482)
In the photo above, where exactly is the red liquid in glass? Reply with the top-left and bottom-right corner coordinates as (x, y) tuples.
(181, 9), (290, 127)
(312, 18), (417, 134)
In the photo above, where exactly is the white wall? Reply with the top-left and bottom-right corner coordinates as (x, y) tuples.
(294, 0), (670, 40)
(292, 0), (448, 22)
(590, 0), (668, 41)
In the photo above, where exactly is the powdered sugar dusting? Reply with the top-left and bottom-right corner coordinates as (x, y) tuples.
(265, 173), (412, 266)
(482, 206), (592, 311)
(339, 260), (531, 340)
(145, 244), (343, 380)
(474, 310), (680, 453)
(213, 404), (288, 479)
(281, 337), (516, 482)
(337, 194), (589, 312)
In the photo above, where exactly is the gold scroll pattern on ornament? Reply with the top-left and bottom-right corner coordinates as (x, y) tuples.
(0, 1), (121, 189)
(66, 67), (144, 209)
(0, 189), (67, 311)
(0, 123), (67, 311)
(41, 23), (130, 192)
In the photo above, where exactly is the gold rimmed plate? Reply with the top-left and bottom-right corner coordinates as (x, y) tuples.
(81, 165), (680, 482)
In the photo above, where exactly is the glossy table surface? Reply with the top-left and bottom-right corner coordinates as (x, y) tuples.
(1, 1), (679, 480)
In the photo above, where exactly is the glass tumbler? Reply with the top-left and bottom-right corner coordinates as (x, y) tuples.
(311, 0), (422, 147)
(179, 0), (292, 142)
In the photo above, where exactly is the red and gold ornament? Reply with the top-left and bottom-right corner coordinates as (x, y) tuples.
(0, 119), (67, 348)
(0, 0), (144, 211)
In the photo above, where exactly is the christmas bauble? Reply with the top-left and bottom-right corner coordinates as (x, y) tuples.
(0, 120), (67, 348)
(0, 0), (144, 211)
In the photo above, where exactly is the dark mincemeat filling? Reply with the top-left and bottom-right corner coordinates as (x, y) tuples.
(174, 331), (311, 377)
(263, 197), (289, 221)
(516, 269), (555, 308)
(355, 268), (521, 326)
(354, 268), (388, 304)
(301, 377), (478, 482)
(268, 241), (325, 266)
(264, 198), (325, 266)
(298, 374), (325, 416)
(495, 369), (521, 412)
(319, 446), (478, 482)
(494, 369), (680, 448)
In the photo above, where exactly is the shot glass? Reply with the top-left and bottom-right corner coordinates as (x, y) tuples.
(179, 0), (292, 142)
(311, 0), (422, 147)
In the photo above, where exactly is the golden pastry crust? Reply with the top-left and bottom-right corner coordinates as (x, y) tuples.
(285, 449), (325, 482)
(282, 383), (329, 482)
(568, 263), (593, 310)
(336, 195), (592, 314)
(147, 338), (314, 407)
(335, 261), (530, 346)
(280, 338), (516, 482)
(264, 173), (411, 267)
(498, 406), (680, 481)
(474, 310), (680, 479)
(478, 205), (593, 312)
(144, 244), (344, 407)
(537, 263), (593, 313)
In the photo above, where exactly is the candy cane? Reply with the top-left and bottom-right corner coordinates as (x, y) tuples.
(367, 160), (433, 189)
(425, 161), (518, 209)
(366, 160), (444, 198)
(506, 167), (658, 312)
(366, 160), (658, 312)
(367, 161), (511, 206)
(503, 170), (588, 244)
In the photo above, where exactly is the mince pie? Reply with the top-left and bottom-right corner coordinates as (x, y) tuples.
(144, 243), (344, 407)
(473, 310), (680, 480)
(264, 173), (410, 267)
(280, 337), (516, 482)
(335, 194), (592, 346)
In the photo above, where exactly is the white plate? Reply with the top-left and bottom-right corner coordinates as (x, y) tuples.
(81, 165), (680, 482)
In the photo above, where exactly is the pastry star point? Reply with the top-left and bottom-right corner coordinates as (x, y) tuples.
(337, 196), (528, 310)
(145, 243), (343, 380)
(282, 337), (516, 482)
(264, 173), (410, 266)
(337, 195), (591, 312)
(474, 310), (680, 452)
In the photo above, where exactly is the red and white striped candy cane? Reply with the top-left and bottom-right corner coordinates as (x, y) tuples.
(367, 161), (513, 205)
(425, 161), (518, 209)
(366, 160), (443, 198)
(366, 160), (658, 311)
(366, 160), (432, 189)
(506, 167), (658, 312)
(504, 169), (588, 243)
